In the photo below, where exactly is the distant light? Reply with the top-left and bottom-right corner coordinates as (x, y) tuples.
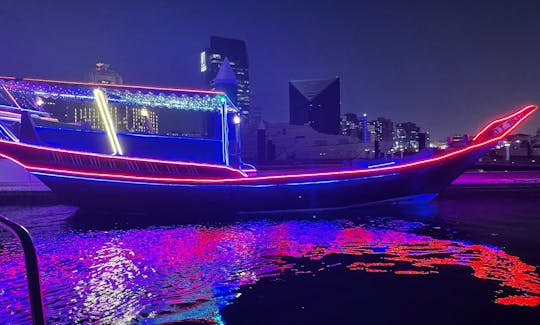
(200, 51), (207, 72)
(35, 97), (44, 106)
(233, 115), (241, 124)
(363, 113), (367, 117)
(220, 96), (226, 104)
(141, 108), (149, 117)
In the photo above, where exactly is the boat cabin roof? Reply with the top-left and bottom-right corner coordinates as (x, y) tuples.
(0, 77), (238, 113)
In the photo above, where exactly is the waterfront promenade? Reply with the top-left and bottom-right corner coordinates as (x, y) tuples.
(451, 170), (540, 187)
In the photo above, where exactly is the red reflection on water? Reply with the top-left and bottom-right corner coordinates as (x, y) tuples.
(333, 227), (540, 306)
(1, 219), (539, 324)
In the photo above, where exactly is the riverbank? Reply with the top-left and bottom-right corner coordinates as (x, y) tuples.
(445, 171), (540, 194)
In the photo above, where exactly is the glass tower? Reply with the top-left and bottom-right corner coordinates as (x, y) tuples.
(201, 36), (250, 114)
(289, 78), (341, 135)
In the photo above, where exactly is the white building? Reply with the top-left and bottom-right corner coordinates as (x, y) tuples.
(263, 122), (374, 161)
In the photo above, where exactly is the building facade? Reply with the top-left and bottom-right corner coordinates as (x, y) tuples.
(201, 36), (250, 113)
(88, 62), (123, 85)
(262, 122), (372, 162)
(340, 113), (360, 137)
(48, 100), (159, 134)
(289, 78), (341, 135)
(369, 117), (394, 142)
(395, 122), (420, 153)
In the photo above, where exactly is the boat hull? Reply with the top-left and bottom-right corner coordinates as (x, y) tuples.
(33, 148), (485, 214)
(0, 104), (535, 214)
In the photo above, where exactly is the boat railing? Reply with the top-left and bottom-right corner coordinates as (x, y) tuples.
(0, 104), (51, 117)
(0, 215), (46, 325)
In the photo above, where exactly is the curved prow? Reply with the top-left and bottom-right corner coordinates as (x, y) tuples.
(472, 105), (537, 144)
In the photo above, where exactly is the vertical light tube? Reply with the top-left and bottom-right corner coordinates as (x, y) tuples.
(220, 97), (229, 166)
(93, 89), (123, 155)
(235, 118), (242, 166)
(99, 90), (123, 155)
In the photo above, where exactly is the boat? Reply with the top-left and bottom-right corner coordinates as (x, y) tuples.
(0, 77), (536, 213)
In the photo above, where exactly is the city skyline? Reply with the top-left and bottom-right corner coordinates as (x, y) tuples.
(2, 0), (540, 140)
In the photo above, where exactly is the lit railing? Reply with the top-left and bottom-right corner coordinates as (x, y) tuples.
(0, 215), (46, 325)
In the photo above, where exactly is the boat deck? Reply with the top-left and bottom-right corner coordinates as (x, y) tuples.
(245, 163), (349, 177)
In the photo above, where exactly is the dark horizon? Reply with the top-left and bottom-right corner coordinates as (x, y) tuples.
(2, 0), (540, 139)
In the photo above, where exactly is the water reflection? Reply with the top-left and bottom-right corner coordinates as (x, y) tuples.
(0, 206), (538, 324)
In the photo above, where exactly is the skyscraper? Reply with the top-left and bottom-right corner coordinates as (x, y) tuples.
(396, 122), (421, 152)
(340, 113), (360, 137)
(201, 36), (250, 113)
(49, 99), (159, 134)
(289, 78), (340, 135)
(369, 117), (394, 142)
(88, 62), (123, 85)
(77, 63), (157, 133)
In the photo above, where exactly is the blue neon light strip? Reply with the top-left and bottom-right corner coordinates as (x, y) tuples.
(0, 123), (19, 141)
(5, 80), (239, 112)
(32, 171), (398, 188)
(367, 161), (396, 169)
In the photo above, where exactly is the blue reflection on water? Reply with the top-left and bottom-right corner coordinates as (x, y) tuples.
(0, 200), (539, 324)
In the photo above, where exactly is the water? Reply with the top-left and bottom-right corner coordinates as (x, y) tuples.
(0, 189), (539, 324)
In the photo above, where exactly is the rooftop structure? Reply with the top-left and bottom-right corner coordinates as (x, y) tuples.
(289, 78), (341, 135)
(89, 62), (123, 85)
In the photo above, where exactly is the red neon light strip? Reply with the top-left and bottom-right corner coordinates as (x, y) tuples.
(0, 153), (245, 184)
(0, 105), (536, 185)
(0, 139), (247, 176)
(472, 105), (534, 141)
(22, 77), (225, 95)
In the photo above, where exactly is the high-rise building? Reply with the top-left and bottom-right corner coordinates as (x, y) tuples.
(340, 113), (360, 137)
(88, 62), (123, 85)
(359, 113), (369, 143)
(76, 63), (157, 133)
(369, 117), (394, 142)
(51, 100), (159, 134)
(418, 132), (429, 151)
(201, 36), (250, 113)
(289, 78), (340, 135)
(395, 122), (421, 152)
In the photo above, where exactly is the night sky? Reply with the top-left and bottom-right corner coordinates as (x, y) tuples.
(2, 0), (540, 140)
